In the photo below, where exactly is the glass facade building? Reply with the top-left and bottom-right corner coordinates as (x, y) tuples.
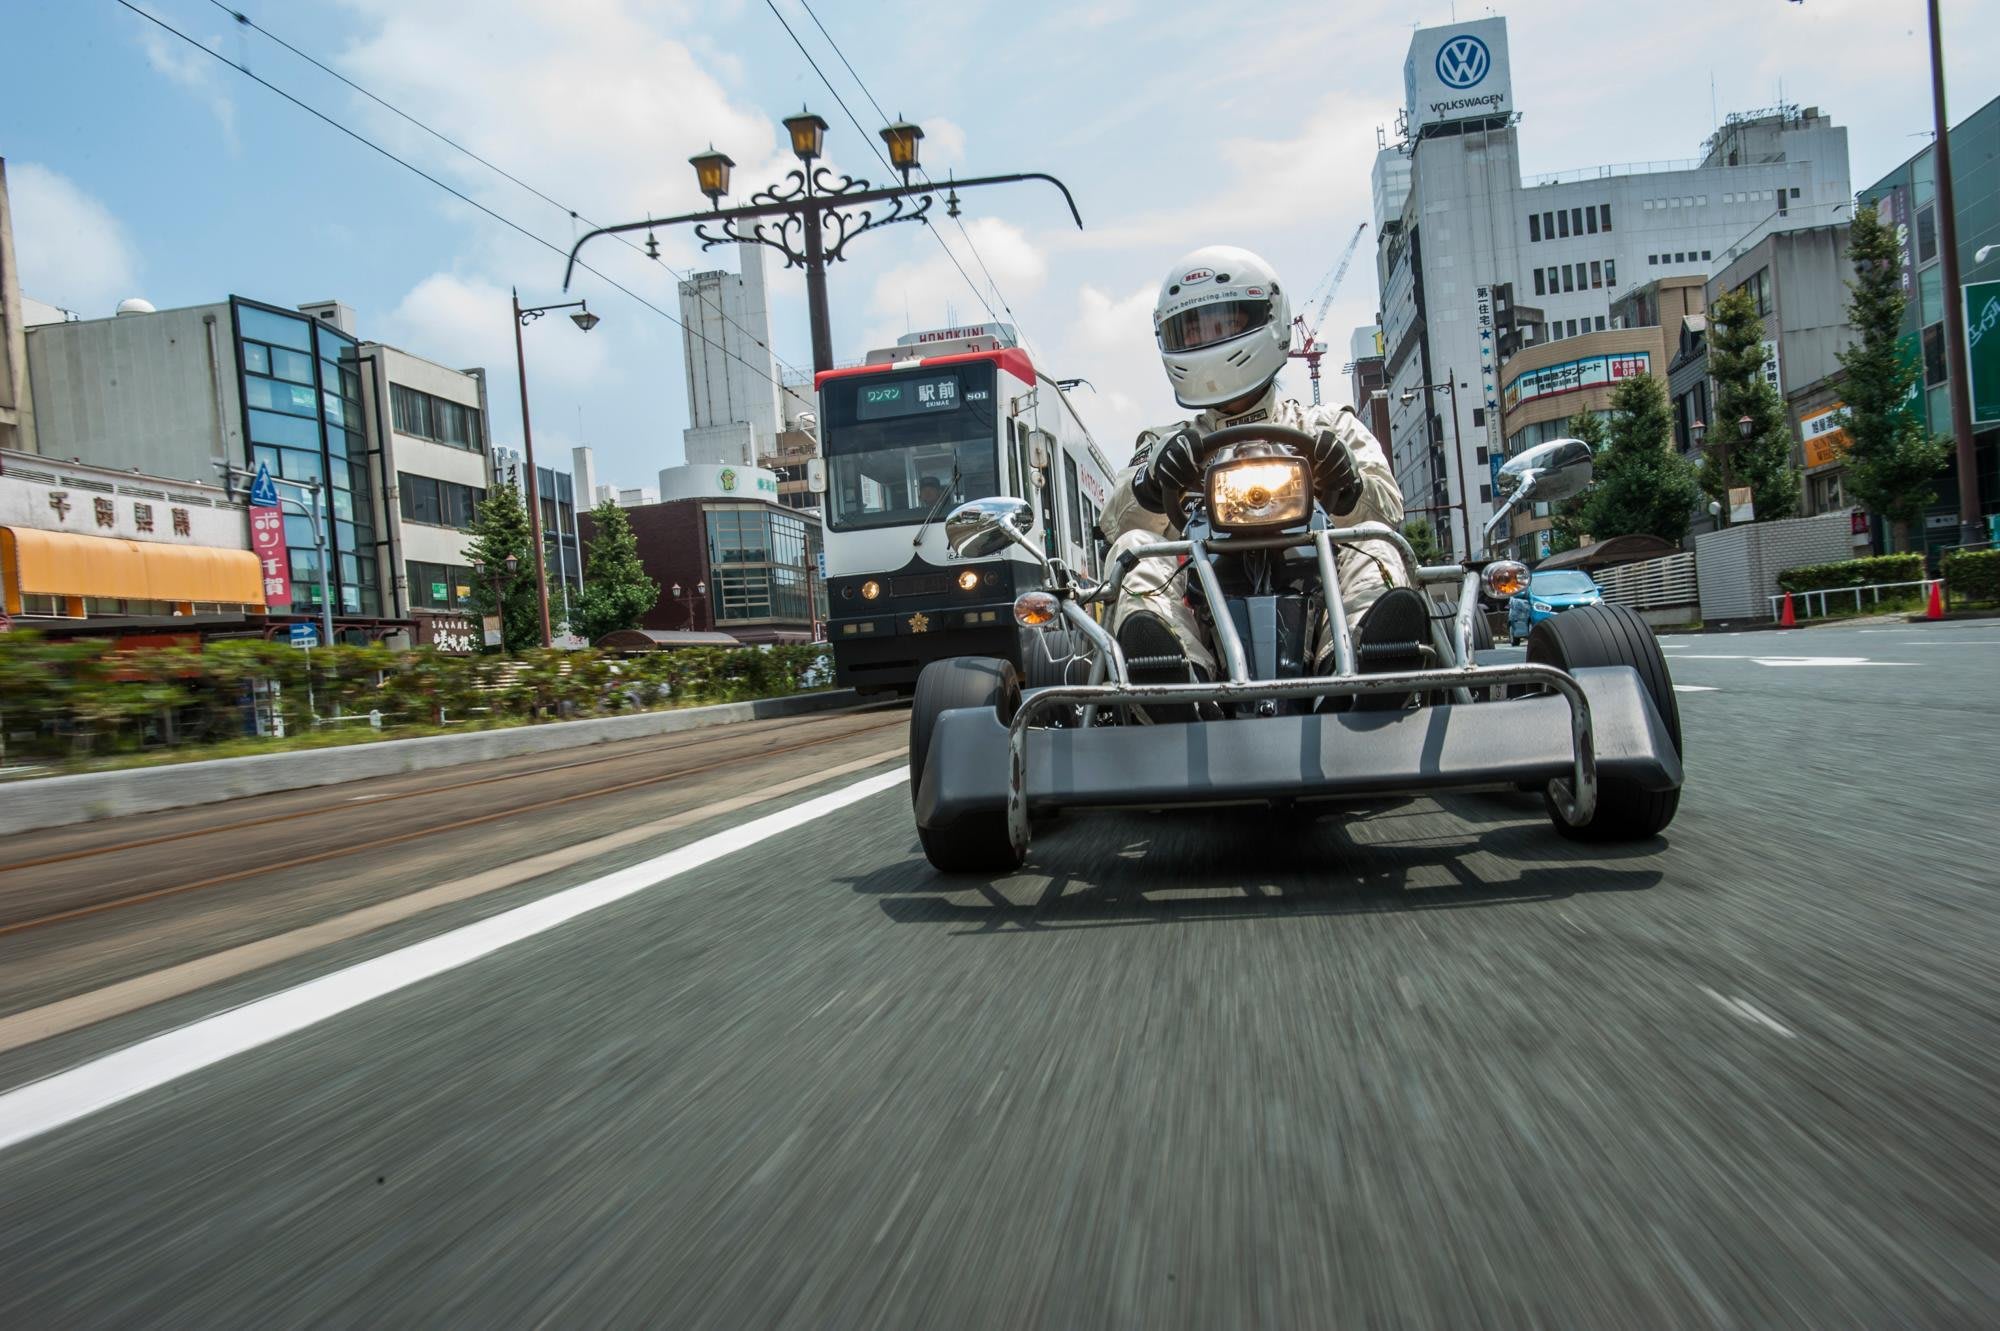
(231, 299), (379, 617)
(704, 503), (825, 626)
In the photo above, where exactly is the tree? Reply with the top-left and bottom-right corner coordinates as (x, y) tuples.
(1577, 372), (1701, 544)
(461, 479), (540, 654)
(1705, 286), (1800, 522)
(572, 499), (659, 644)
(1401, 517), (1444, 565)
(1546, 410), (1607, 554)
(1836, 204), (1950, 550)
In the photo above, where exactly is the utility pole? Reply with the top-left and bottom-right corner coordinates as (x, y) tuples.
(1928, 0), (1983, 546)
(511, 290), (601, 648)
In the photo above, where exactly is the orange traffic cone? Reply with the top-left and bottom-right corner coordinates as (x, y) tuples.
(1778, 592), (1797, 628)
(1925, 580), (1945, 621)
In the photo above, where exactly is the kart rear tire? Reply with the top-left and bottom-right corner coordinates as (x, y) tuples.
(1526, 603), (1682, 841)
(910, 656), (1026, 872)
(1020, 627), (1090, 727)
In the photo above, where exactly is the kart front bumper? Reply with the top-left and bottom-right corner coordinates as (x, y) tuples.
(914, 664), (1682, 836)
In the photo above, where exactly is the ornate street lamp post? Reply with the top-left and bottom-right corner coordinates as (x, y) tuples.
(510, 293), (600, 648)
(564, 109), (1081, 373)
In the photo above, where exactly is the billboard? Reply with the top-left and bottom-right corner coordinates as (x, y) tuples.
(1965, 280), (2000, 426)
(1502, 352), (1651, 412)
(1404, 18), (1512, 138)
(1799, 401), (1850, 469)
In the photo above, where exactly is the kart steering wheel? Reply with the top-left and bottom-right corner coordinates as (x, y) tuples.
(1196, 422), (1318, 457)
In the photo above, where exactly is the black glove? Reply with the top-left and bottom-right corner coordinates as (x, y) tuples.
(1306, 427), (1363, 517)
(1130, 427), (1203, 514)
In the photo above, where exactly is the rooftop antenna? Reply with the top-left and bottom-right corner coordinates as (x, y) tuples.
(1710, 72), (1719, 135)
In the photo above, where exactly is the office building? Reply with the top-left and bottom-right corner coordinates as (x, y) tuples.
(679, 244), (782, 470)
(1348, 325), (1390, 453)
(494, 443), (583, 635)
(1858, 93), (2000, 553)
(0, 159), (36, 457)
(1373, 16), (1851, 555)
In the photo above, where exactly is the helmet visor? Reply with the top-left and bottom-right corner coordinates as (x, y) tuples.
(1158, 298), (1272, 353)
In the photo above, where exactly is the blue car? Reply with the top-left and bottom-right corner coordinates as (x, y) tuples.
(1508, 570), (1605, 644)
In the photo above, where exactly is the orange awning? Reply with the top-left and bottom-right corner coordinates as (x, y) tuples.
(1, 527), (267, 608)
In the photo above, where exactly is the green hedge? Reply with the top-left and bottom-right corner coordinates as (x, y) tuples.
(0, 635), (831, 764)
(1943, 548), (2000, 603)
(1776, 554), (1925, 595)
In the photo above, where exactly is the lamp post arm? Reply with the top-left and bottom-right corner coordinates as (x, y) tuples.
(561, 171), (1084, 291)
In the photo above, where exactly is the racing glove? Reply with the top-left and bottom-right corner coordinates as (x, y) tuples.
(1129, 427), (1203, 514)
(1305, 427), (1363, 518)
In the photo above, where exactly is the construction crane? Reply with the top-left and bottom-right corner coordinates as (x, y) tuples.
(1289, 221), (1368, 403)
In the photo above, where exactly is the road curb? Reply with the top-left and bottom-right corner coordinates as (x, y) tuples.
(0, 690), (860, 835)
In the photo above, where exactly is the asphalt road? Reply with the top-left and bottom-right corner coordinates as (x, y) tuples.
(2, 620), (1997, 1327)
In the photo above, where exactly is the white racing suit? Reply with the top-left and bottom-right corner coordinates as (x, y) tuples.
(1097, 389), (1406, 678)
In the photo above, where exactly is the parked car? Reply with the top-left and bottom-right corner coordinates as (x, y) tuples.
(1508, 570), (1605, 644)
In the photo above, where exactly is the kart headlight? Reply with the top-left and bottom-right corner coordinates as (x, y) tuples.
(1481, 560), (1530, 598)
(1206, 456), (1310, 531)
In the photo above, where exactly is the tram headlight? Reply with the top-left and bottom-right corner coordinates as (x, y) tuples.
(956, 569), (981, 592)
(860, 579), (882, 601)
(1206, 456), (1309, 532)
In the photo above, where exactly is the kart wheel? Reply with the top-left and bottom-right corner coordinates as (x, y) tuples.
(1527, 603), (1681, 841)
(1021, 628), (1090, 727)
(910, 656), (1026, 872)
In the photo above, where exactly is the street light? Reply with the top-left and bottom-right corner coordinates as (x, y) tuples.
(669, 581), (708, 631)
(471, 553), (520, 651)
(1976, 244), (1998, 265)
(1379, 374), (1475, 559)
(511, 291), (602, 650)
(565, 108), (1083, 373)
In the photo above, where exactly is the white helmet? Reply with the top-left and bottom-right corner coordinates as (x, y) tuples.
(1153, 245), (1291, 409)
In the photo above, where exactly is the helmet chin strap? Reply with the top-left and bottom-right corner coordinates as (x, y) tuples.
(1201, 376), (1281, 422)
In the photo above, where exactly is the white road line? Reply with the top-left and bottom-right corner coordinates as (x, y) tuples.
(1700, 986), (1797, 1038)
(1672, 684), (1718, 693)
(0, 766), (909, 1155)
(1751, 657), (1915, 667)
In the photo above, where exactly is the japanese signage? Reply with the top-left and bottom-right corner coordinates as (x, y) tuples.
(1502, 351), (1650, 411)
(1800, 401), (1851, 469)
(248, 463), (292, 609)
(1877, 186), (1915, 304)
(1760, 339), (1783, 396)
(1964, 280), (2000, 426)
(415, 611), (477, 655)
(855, 372), (961, 421)
(896, 323), (1017, 347)
(1476, 284), (1500, 467)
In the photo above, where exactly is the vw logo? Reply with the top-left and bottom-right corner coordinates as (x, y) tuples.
(1436, 34), (1491, 90)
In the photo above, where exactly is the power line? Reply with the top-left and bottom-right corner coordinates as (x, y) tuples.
(199, 0), (806, 384)
(114, 0), (795, 397)
(759, 0), (1003, 332)
(795, 0), (1028, 343)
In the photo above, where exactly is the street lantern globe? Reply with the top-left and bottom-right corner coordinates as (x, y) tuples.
(570, 302), (600, 333)
(688, 145), (735, 204)
(1737, 414), (1754, 439)
(879, 119), (923, 181)
(696, 580), (707, 595)
(783, 109), (830, 163)
(1690, 419), (1706, 443)
(504, 553), (520, 575)
(671, 583), (683, 598)
(472, 559), (485, 576)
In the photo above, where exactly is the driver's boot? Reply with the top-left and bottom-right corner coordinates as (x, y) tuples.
(1319, 586), (1429, 711)
(1116, 609), (1201, 722)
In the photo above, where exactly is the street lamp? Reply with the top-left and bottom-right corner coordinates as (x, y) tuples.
(1976, 244), (1998, 266)
(669, 581), (708, 631)
(471, 553), (520, 651)
(1379, 373), (1475, 559)
(564, 108), (1083, 373)
(511, 291), (602, 650)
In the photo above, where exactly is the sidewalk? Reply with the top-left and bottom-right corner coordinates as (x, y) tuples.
(0, 689), (858, 836)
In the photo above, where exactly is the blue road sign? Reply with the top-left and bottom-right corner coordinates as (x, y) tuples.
(249, 462), (280, 508)
(816, 550), (827, 579)
(290, 622), (319, 649)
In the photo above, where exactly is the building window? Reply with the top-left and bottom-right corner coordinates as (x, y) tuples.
(1529, 213), (1541, 242)
(1600, 203), (1612, 231)
(1472, 412), (1485, 432)
(1605, 258), (1616, 286)
(1567, 319), (1579, 338)
(398, 473), (485, 528)
(407, 560), (476, 610)
(1557, 209), (1570, 238)
(1917, 205), (1938, 264)
(1648, 254), (1658, 265)
(1547, 266), (1559, 291)
(1776, 190), (1788, 217)
(1922, 323), (1947, 386)
(1534, 268), (1546, 296)
(1790, 187), (1801, 199)
(1570, 206), (1584, 236)
(1561, 265), (1574, 293)
(1479, 484), (1493, 503)
(1590, 260), (1603, 288)
(391, 385), (484, 452)
(1586, 206), (1598, 234)
(1544, 210), (1555, 238)
(1595, 316), (1607, 331)
(704, 505), (816, 624)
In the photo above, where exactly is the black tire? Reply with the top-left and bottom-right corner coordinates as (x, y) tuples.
(1526, 603), (1682, 841)
(1020, 627), (1091, 727)
(1472, 611), (1495, 652)
(909, 657), (1025, 872)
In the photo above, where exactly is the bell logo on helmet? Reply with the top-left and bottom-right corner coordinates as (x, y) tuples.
(1181, 268), (1214, 284)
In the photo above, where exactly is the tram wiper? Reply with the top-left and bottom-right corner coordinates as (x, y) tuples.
(911, 465), (961, 548)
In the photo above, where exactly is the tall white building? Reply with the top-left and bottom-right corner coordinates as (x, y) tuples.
(1374, 17), (1850, 556)
(679, 244), (782, 470)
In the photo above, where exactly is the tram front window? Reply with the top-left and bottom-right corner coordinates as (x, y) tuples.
(822, 364), (1001, 531)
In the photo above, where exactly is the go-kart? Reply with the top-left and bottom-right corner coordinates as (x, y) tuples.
(908, 427), (1683, 872)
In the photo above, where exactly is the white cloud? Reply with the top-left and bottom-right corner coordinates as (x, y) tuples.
(140, 27), (239, 150)
(6, 163), (142, 316)
(1065, 283), (1175, 454)
(861, 217), (1050, 351)
(381, 271), (616, 395)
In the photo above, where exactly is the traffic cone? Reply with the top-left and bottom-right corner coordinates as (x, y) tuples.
(1778, 592), (1797, 628)
(1925, 580), (1945, 621)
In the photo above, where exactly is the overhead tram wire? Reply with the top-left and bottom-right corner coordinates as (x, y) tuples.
(794, 0), (1032, 348)
(114, 1), (795, 398)
(759, 0), (1005, 333)
(198, 0), (808, 386)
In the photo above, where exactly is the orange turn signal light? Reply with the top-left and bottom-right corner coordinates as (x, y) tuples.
(1013, 591), (1060, 627)
(1481, 560), (1531, 599)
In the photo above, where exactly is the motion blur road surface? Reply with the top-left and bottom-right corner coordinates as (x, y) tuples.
(2, 621), (1997, 1326)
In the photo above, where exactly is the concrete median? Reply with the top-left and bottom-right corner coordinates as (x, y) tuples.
(0, 690), (860, 835)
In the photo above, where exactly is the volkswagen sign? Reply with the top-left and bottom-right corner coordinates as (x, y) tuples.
(1404, 17), (1512, 136)
(1435, 34), (1490, 89)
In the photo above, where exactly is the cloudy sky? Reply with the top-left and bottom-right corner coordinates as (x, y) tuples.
(6, 0), (1996, 490)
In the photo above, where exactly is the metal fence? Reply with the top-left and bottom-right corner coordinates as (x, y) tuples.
(1594, 552), (1698, 615)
